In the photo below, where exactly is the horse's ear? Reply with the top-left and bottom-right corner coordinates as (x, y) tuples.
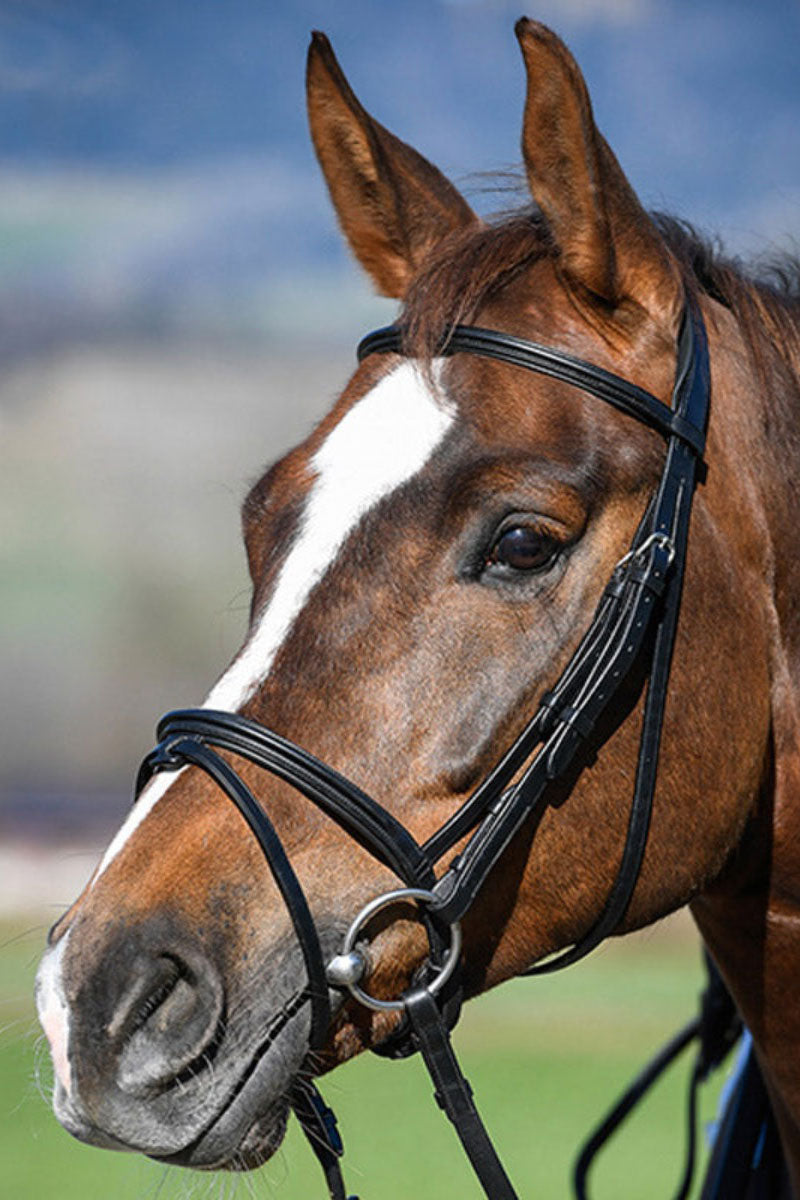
(515, 19), (680, 320)
(306, 31), (477, 299)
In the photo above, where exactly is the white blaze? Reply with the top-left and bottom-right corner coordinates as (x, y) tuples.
(204, 360), (452, 710)
(94, 361), (453, 880)
(35, 932), (73, 1096)
(94, 769), (184, 881)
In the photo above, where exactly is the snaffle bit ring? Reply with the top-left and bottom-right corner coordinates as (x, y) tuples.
(327, 887), (462, 1013)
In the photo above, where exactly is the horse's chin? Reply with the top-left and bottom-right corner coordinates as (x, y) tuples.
(158, 1094), (292, 1171)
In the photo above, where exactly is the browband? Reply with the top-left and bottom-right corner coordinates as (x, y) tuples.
(357, 322), (706, 455)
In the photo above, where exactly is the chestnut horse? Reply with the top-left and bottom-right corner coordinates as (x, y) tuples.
(36, 18), (800, 1198)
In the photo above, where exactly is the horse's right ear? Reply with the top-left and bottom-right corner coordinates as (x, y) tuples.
(306, 32), (476, 299)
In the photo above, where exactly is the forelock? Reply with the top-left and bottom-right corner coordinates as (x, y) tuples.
(399, 209), (553, 361)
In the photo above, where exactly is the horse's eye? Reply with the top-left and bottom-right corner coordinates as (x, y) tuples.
(487, 525), (558, 573)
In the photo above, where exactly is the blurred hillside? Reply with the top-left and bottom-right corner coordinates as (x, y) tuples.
(1, 0), (799, 840)
(2, 341), (358, 789)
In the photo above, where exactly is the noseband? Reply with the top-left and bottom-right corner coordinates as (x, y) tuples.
(137, 294), (710, 1199)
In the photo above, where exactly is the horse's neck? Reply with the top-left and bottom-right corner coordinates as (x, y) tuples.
(692, 297), (800, 1196)
(749, 303), (800, 647)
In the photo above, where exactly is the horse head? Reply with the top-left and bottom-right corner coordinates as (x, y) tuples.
(36, 18), (800, 1190)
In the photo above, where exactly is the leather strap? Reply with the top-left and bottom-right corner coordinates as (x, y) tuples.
(145, 709), (435, 891)
(432, 531), (678, 928)
(403, 986), (518, 1200)
(431, 300), (708, 971)
(358, 323), (705, 455)
(574, 953), (741, 1200)
(139, 737), (332, 1051)
(291, 1083), (357, 1200)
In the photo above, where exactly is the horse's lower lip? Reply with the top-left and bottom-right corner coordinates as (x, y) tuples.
(154, 1075), (293, 1170)
(159, 1100), (290, 1170)
(153, 991), (310, 1168)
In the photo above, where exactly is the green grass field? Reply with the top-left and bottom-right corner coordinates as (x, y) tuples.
(1, 915), (730, 1199)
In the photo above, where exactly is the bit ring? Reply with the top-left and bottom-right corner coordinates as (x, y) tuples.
(329, 887), (462, 1013)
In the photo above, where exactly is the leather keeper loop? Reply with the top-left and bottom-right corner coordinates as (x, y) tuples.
(536, 689), (560, 734)
(556, 705), (595, 739)
(628, 551), (670, 595)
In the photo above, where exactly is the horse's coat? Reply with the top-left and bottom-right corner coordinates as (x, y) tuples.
(35, 17), (800, 1195)
(205, 359), (453, 713)
(95, 360), (453, 882)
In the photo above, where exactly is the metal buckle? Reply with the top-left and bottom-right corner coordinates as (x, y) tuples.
(615, 531), (675, 573)
(326, 887), (462, 1013)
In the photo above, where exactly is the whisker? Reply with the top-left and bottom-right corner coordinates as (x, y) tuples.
(0, 922), (48, 952)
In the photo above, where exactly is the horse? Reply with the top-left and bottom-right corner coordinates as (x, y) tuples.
(35, 17), (800, 1198)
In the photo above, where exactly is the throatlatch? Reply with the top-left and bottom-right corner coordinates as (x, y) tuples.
(138, 293), (719, 1199)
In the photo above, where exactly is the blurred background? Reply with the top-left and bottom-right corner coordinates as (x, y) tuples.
(2, 1), (798, 1196)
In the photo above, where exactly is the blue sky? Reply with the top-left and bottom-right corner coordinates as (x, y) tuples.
(0, 0), (797, 350)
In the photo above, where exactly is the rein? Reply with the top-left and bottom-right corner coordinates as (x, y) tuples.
(137, 293), (711, 1198)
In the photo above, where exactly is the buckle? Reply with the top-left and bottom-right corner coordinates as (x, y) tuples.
(615, 531), (675, 573)
(616, 531), (675, 571)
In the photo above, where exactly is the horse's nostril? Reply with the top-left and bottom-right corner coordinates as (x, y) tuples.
(130, 960), (182, 1035)
(110, 952), (224, 1097)
(107, 955), (182, 1043)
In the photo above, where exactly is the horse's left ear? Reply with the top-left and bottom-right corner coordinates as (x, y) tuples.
(516, 19), (681, 323)
(306, 31), (477, 298)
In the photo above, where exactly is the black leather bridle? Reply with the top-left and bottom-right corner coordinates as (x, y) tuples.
(136, 292), (710, 1199)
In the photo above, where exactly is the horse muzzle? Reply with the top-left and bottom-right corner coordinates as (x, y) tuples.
(35, 911), (312, 1166)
